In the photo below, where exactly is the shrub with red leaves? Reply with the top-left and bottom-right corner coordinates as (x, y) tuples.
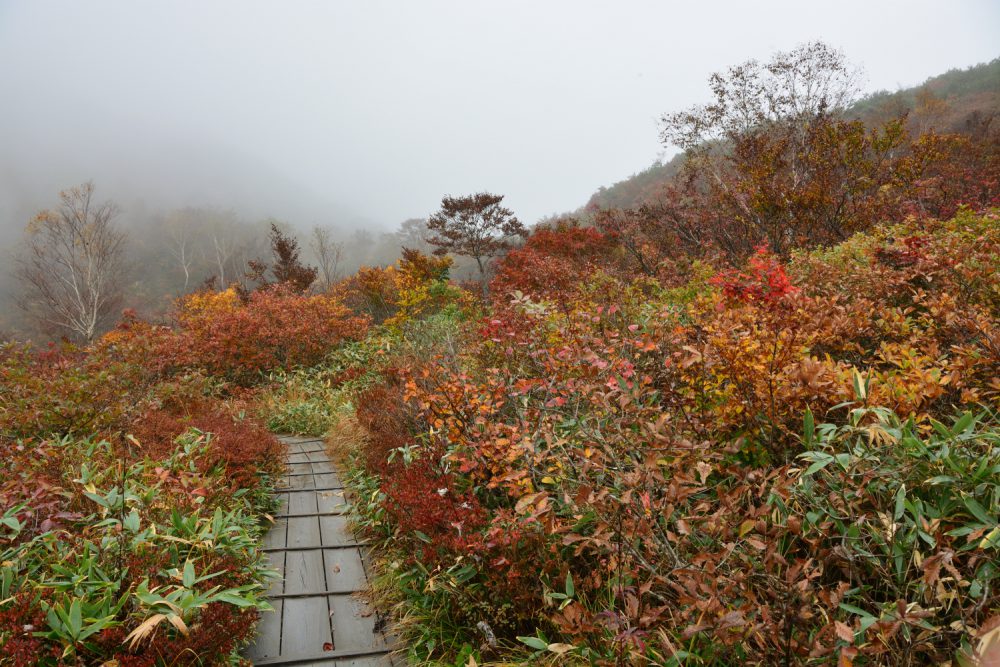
(354, 378), (412, 473)
(129, 403), (283, 491)
(491, 225), (616, 301)
(381, 460), (486, 561)
(0, 592), (59, 667)
(710, 244), (796, 305)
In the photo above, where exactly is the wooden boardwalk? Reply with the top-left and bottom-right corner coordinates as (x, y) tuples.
(245, 436), (400, 666)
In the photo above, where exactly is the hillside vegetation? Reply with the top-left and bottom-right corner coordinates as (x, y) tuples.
(2, 44), (998, 666)
(586, 57), (999, 215)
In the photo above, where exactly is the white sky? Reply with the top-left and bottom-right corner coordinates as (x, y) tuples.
(0, 0), (997, 232)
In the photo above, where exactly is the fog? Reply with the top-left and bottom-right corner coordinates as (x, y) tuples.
(1, 0), (998, 336)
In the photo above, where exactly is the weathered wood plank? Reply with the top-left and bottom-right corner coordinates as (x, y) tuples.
(319, 515), (354, 547)
(330, 595), (386, 653)
(284, 549), (327, 595)
(313, 472), (342, 488)
(289, 490), (319, 515)
(288, 516), (322, 549)
(251, 648), (392, 666)
(264, 518), (288, 550)
(281, 597), (334, 656)
(289, 472), (313, 490)
(323, 548), (367, 594)
(265, 551), (286, 596)
(244, 599), (283, 661)
(317, 490), (348, 514)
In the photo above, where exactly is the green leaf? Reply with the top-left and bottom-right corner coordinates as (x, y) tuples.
(565, 572), (574, 598)
(852, 371), (867, 401)
(964, 497), (995, 526)
(182, 561), (196, 589)
(803, 408), (815, 446)
(953, 411), (975, 434)
(123, 510), (140, 533)
(214, 592), (258, 608)
(926, 475), (957, 485)
(979, 526), (1000, 550)
(83, 492), (110, 508)
(893, 485), (906, 522)
(517, 636), (549, 651)
(69, 599), (82, 637)
(838, 603), (874, 619)
(803, 456), (834, 476)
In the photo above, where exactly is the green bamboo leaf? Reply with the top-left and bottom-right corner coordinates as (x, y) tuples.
(518, 636), (549, 651)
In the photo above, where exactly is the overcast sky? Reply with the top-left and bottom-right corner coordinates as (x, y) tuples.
(1, 0), (997, 237)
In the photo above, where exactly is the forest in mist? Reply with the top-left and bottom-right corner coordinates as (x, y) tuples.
(3, 56), (998, 342)
(0, 199), (446, 339)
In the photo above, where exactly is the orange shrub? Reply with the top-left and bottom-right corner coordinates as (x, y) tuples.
(171, 284), (369, 384)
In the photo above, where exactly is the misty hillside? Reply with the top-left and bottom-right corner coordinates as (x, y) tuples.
(583, 58), (1000, 213)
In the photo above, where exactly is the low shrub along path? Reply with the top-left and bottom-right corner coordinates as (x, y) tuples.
(245, 435), (399, 666)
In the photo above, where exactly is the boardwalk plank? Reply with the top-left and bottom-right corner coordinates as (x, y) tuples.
(282, 597), (333, 655)
(317, 490), (348, 514)
(330, 595), (386, 653)
(289, 473), (312, 490)
(319, 515), (354, 547)
(265, 551), (286, 596)
(289, 490), (319, 515)
(313, 472), (342, 488)
(284, 549), (327, 594)
(323, 548), (367, 593)
(244, 599), (283, 661)
(264, 519), (288, 550)
(288, 516), (322, 548)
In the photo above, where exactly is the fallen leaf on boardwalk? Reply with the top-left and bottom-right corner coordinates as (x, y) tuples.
(322, 641), (333, 651)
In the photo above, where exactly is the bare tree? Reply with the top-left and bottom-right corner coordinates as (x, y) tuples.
(211, 232), (236, 287)
(309, 225), (345, 288)
(14, 182), (128, 342)
(164, 211), (195, 292)
(654, 42), (894, 257)
(660, 41), (863, 151)
(426, 192), (527, 296)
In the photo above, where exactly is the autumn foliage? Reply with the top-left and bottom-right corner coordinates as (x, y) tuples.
(4, 45), (1000, 667)
(349, 209), (1000, 665)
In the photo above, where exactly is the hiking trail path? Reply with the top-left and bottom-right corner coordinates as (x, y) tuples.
(244, 436), (401, 666)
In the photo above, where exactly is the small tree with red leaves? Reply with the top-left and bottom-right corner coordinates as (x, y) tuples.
(242, 222), (317, 298)
(426, 192), (527, 296)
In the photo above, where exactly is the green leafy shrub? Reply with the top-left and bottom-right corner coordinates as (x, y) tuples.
(0, 431), (276, 665)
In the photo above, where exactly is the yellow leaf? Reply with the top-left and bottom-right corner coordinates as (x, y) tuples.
(167, 614), (189, 636)
(547, 642), (576, 654)
(125, 613), (166, 649)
